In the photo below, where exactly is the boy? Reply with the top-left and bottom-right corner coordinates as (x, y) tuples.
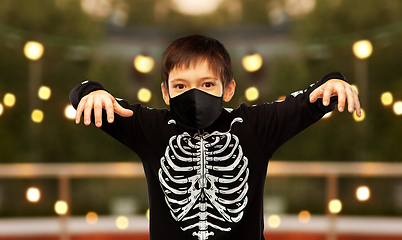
(70, 35), (360, 240)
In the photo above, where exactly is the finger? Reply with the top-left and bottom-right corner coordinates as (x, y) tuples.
(75, 97), (87, 124)
(93, 97), (103, 128)
(322, 84), (333, 106)
(345, 86), (355, 113)
(83, 97), (94, 126)
(114, 101), (134, 117)
(336, 85), (346, 112)
(353, 89), (362, 117)
(104, 98), (115, 123)
(309, 87), (323, 103)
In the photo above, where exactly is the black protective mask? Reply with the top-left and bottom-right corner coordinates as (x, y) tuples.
(170, 88), (223, 131)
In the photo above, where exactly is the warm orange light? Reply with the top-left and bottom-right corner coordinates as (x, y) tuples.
(298, 210), (311, 223)
(86, 212), (98, 225)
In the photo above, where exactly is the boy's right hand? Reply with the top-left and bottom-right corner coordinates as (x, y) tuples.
(75, 90), (133, 127)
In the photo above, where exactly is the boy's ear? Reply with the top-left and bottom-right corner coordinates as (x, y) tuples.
(223, 79), (236, 102)
(161, 82), (170, 105)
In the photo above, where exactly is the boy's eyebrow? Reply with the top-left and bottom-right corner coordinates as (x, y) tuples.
(171, 76), (218, 81)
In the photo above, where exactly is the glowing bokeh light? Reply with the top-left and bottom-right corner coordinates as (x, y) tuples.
(352, 40), (373, 59)
(64, 105), (76, 120)
(0, 103), (3, 116)
(242, 53), (263, 72)
(245, 87), (259, 102)
(134, 55), (155, 74)
(55, 200), (68, 215)
(328, 199), (342, 214)
(31, 109), (44, 123)
(268, 215), (281, 228)
(26, 187), (41, 203)
(393, 101), (402, 115)
(172, 0), (223, 15)
(116, 216), (129, 230)
(86, 212), (98, 225)
(80, 0), (112, 18)
(146, 209), (150, 220)
(285, 0), (316, 17)
(4, 93), (16, 107)
(298, 210), (311, 223)
(381, 92), (393, 106)
(356, 186), (370, 201)
(24, 41), (44, 60)
(353, 108), (365, 122)
(322, 112), (332, 119)
(137, 88), (152, 102)
(38, 86), (51, 100)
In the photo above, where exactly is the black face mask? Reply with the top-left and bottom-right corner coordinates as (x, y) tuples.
(170, 88), (223, 131)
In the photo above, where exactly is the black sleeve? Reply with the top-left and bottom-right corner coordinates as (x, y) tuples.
(69, 80), (108, 109)
(245, 71), (346, 156)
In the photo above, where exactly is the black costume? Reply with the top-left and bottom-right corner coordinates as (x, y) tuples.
(70, 71), (344, 240)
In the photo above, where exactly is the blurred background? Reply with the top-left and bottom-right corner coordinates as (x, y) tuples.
(0, 0), (402, 239)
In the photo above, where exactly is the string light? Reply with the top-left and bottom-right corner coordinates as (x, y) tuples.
(116, 216), (129, 230)
(146, 209), (150, 220)
(24, 41), (44, 60)
(64, 104), (76, 120)
(137, 88), (152, 102)
(381, 92), (393, 106)
(31, 109), (44, 123)
(245, 87), (259, 101)
(242, 53), (263, 72)
(134, 55), (154, 74)
(54, 200), (68, 215)
(356, 186), (370, 201)
(3, 93), (16, 107)
(267, 214), (281, 228)
(328, 199), (342, 214)
(38, 86), (51, 100)
(352, 40), (373, 59)
(298, 210), (311, 223)
(393, 101), (402, 115)
(322, 112), (332, 119)
(26, 187), (41, 203)
(86, 212), (98, 225)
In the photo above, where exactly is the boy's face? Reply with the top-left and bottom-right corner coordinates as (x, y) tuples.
(161, 60), (235, 105)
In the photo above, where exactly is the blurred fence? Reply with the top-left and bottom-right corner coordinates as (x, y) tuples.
(0, 161), (402, 240)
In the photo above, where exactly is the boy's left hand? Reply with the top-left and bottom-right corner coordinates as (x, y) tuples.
(309, 79), (361, 117)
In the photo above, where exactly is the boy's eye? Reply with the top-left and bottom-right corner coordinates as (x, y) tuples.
(203, 82), (214, 88)
(175, 84), (185, 89)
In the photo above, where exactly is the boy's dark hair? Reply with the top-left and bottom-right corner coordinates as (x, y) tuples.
(162, 35), (233, 91)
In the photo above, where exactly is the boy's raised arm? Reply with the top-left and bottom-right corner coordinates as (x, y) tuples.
(69, 81), (133, 128)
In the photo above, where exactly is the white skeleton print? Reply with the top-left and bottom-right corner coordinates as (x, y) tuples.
(158, 118), (249, 240)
